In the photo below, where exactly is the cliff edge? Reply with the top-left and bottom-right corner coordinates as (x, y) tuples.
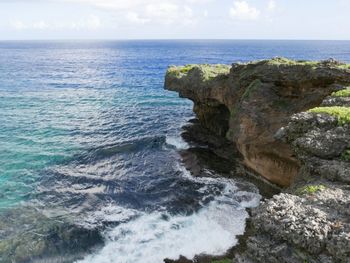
(164, 58), (350, 262)
(165, 58), (350, 187)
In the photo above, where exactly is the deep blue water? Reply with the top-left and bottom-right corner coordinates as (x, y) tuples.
(1, 40), (350, 262)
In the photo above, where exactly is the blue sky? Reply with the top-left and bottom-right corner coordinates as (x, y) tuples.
(0, 0), (349, 40)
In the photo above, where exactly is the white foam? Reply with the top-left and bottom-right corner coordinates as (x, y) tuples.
(165, 135), (189, 150)
(78, 204), (139, 229)
(76, 164), (261, 263)
(77, 200), (248, 263)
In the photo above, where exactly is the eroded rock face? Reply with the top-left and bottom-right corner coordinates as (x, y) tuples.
(234, 95), (350, 263)
(165, 58), (350, 186)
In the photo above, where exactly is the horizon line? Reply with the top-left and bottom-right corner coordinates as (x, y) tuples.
(1, 38), (350, 42)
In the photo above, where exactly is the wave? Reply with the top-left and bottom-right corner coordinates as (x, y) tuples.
(165, 135), (189, 150)
(76, 164), (261, 263)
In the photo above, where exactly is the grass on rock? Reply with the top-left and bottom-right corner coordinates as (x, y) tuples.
(212, 259), (231, 263)
(296, 185), (326, 195)
(308, 106), (350, 125)
(167, 64), (230, 80)
(331, 88), (350, 97)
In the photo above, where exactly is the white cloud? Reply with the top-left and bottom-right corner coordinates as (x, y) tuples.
(64, 0), (139, 10)
(4, 0), (207, 30)
(124, 3), (195, 25)
(267, 0), (276, 11)
(9, 15), (102, 31)
(84, 15), (101, 29)
(10, 19), (27, 30)
(69, 0), (199, 25)
(126, 12), (150, 24)
(32, 21), (50, 30)
(229, 1), (260, 21)
(146, 3), (194, 25)
(63, 0), (202, 11)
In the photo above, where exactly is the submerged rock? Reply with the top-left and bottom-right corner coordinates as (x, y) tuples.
(0, 207), (103, 263)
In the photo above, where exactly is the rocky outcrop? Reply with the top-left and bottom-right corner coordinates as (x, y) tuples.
(234, 94), (350, 263)
(165, 58), (350, 187)
(164, 58), (350, 263)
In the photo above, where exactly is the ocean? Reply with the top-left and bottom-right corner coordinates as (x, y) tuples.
(1, 40), (350, 262)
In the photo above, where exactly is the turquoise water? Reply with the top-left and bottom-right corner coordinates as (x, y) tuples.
(1, 40), (350, 262)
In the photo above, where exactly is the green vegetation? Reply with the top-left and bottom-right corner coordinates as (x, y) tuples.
(338, 64), (350, 70)
(242, 79), (262, 100)
(296, 185), (326, 195)
(167, 59), (350, 82)
(212, 259), (231, 263)
(178, 64), (196, 74)
(166, 64), (194, 77)
(166, 64), (230, 80)
(331, 88), (350, 97)
(201, 64), (231, 80)
(308, 106), (350, 125)
(341, 148), (350, 161)
(266, 57), (319, 67)
(264, 57), (350, 69)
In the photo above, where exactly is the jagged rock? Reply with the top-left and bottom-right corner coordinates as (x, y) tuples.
(282, 111), (350, 183)
(164, 58), (350, 263)
(165, 58), (350, 186)
(322, 96), (350, 107)
(234, 96), (350, 263)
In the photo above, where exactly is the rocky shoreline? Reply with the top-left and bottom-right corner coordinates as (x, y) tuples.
(164, 58), (350, 263)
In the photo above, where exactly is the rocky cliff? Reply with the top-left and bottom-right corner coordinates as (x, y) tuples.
(165, 58), (350, 187)
(234, 93), (350, 263)
(164, 58), (350, 262)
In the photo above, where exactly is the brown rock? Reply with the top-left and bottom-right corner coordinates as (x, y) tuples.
(164, 58), (350, 187)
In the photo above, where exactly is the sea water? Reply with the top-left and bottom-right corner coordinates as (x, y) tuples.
(1, 40), (350, 262)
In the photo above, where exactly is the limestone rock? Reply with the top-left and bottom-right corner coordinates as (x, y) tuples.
(165, 58), (350, 186)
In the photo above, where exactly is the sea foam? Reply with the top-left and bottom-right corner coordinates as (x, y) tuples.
(77, 164), (261, 263)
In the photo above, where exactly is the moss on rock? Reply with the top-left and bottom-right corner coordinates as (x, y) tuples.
(331, 88), (350, 97)
(212, 259), (231, 263)
(308, 106), (350, 125)
(166, 64), (230, 81)
(265, 57), (350, 69)
(296, 185), (326, 195)
(266, 57), (319, 67)
(242, 79), (262, 100)
(341, 148), (350, 161)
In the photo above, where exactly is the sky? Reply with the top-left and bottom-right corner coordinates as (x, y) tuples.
(0, 0), (349, 40)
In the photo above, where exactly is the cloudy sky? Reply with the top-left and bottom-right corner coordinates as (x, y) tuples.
(0, 0), (349, 40)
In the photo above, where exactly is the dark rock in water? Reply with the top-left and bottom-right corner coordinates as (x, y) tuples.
(180, 120), (280, 198)
(0, 207), (103, 263)
(165, 58), (350, 187)
(164, 256), (193, 263)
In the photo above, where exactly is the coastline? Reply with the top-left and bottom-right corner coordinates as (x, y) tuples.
(164, 58), (350, 262)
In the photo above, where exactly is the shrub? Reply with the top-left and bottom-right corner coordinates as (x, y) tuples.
(296, 185), (326, 195)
